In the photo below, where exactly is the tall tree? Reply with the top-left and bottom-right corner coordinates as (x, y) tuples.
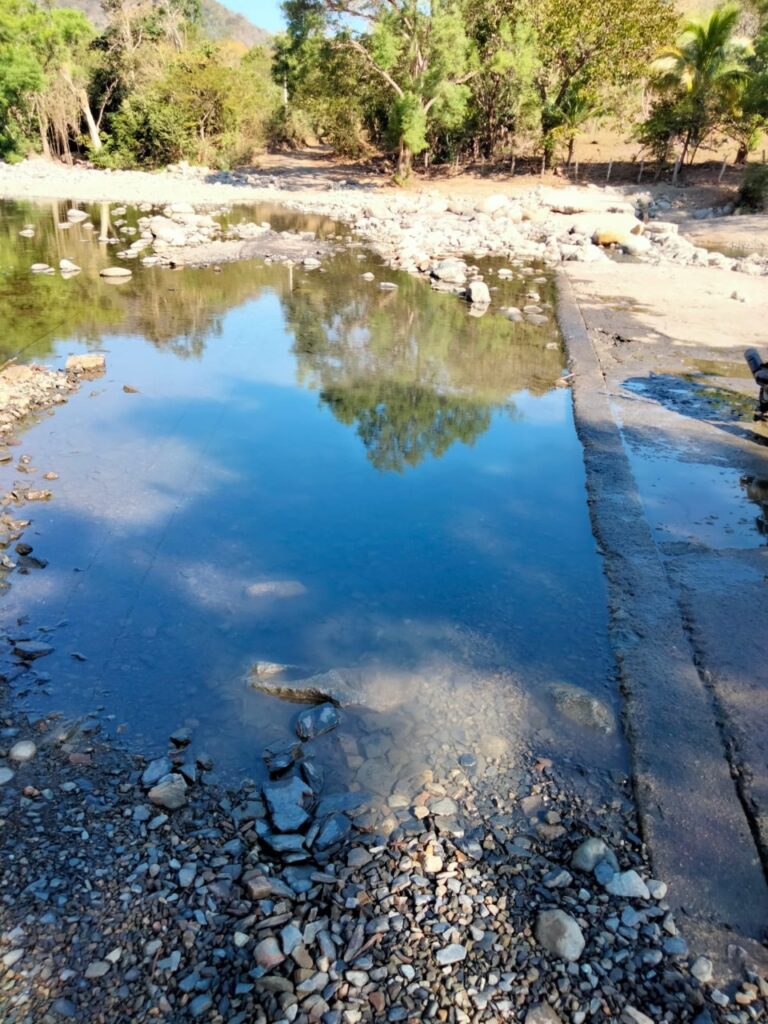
(501, 0), (677, 165)
(286, 0), (478, 177)
(650, 3), (752, 164)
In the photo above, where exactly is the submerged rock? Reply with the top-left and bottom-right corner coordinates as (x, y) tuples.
(295, 702), (340, 740)
(13, 641), (53, 661)
(549, 683), (615, 734)
(249, 667), (366, 707)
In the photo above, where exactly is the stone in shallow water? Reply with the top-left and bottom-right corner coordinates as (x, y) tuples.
(263, 774), (313, 832)
(13, 641), (53, 661)
(264, 742), (303, 775)
(534, 910), (585, 961)
(313, 813), (351, 851)
(549, 683), (615, 734)
(0, 768), (15, 785)
(295, 702), (340, 741)
(315, 792), (370, 818)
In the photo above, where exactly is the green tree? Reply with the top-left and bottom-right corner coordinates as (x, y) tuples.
(503, 0), (677, 165)
(649, 3), (753, 165)
(287, 0), (478, 177)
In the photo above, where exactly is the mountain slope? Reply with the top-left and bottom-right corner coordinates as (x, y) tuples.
(52, 0), (272, 47)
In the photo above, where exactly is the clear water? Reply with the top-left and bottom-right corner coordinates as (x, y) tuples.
(0, 199), (621, 785)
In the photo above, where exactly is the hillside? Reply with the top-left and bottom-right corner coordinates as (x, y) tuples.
(52, 0), (272, 47)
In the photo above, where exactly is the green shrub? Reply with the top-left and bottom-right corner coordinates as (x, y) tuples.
(739, 163), (768, 211)
(265, 105), (315, 150)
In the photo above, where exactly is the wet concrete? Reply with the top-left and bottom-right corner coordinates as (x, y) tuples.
(558, 269), (768, 968)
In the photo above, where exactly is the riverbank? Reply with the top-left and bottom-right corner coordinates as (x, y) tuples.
(0, 681), (759, 1024)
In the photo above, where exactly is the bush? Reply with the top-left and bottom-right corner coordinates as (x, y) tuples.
(739, 163), (768, 211)
(265, 105), (316, 150)
(98, 94), (193, 169)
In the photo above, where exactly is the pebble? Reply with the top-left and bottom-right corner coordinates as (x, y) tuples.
(435, 943), (467, 966)
(691, 955), (714, 983)
(604, 869), (650, 900)
(84, 960), (110, 979)
(0, 767), (15, 785)
(9, 740), (36, 763)
(534, 910), (585, 961)
(255, 936), (285, 969)
(571, 836), (619, 873)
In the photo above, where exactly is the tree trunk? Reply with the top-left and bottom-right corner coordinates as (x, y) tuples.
(567, 135), (575, 167)
(80, 90), (102, 152)
(397, 139), (413, 179)
(36, 103), (51, 159)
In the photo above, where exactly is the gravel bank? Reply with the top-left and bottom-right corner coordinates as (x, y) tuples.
(1, 686), (764, 1024)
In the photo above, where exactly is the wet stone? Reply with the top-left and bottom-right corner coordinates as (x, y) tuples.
(13, 641), (53, 661)
(295, 702), (340, 740)
(264, 741), (304, 775)
(9, 740), (36, 763)
(313, 813), (351, 851)
(262, 773), (314, 833)
(141, 756), (173, 788)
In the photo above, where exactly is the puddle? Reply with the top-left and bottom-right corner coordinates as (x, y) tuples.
(616, 373), (768, 550)
(0, 199), (622, 786)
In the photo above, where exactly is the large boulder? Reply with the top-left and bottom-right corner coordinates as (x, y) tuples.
(148, 216), (189, 246)
(476, 194), (509, 217)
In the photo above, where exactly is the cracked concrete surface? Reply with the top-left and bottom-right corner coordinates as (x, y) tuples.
(558, 262), (768, 972)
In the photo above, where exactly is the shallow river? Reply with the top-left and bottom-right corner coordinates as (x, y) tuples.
(0, 198), (621, 790)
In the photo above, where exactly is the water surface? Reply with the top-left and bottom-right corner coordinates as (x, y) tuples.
(0, 199), (620, 787)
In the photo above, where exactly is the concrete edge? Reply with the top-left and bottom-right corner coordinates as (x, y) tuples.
(556, 267), (768, 971)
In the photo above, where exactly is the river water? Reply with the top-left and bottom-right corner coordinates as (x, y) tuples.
(0, 199), (621, 789)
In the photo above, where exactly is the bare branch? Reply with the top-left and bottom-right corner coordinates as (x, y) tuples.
(335, 36), (404, 96)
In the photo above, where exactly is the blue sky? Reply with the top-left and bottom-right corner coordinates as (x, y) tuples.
(231, 0), (286, 32)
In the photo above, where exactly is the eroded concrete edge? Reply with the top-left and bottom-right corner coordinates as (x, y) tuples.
(556, 269), (768, 970)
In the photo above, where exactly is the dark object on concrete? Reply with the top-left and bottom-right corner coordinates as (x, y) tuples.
(744, 347), (768, 420)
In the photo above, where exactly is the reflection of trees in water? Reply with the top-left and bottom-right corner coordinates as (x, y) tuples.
(283, 261), (562, 472)
(0, 201), (268, 362)
(323, 381), (494, 471)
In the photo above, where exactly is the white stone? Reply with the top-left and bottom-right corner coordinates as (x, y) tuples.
(604, 870), (650, 900)
(9, 740), (36, 764)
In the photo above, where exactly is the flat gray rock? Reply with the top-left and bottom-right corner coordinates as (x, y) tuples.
(295, 702), (340, 740)
(263, 774), (313, 832)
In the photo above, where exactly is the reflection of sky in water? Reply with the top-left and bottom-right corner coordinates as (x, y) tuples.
(0, 202), (621, 781)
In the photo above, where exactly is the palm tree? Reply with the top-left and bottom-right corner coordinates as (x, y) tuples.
(652, 3), (752, 165)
